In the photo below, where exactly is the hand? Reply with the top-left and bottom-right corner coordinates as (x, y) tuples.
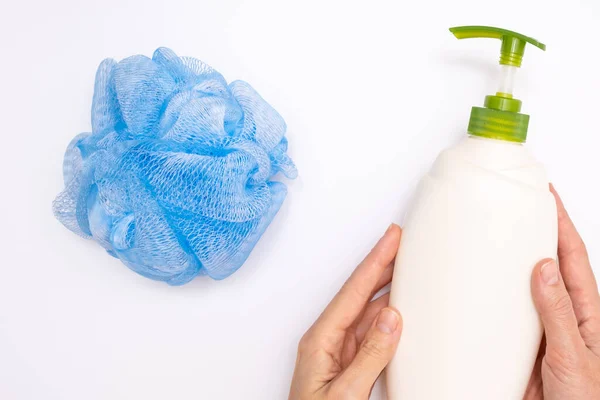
(524, 186), (600, 399)
(289, 225), (403, 400)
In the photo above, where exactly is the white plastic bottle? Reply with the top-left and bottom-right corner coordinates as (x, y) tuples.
(386, 26), (557, 400)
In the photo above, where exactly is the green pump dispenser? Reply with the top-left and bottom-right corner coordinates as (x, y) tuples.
(449, 26), (546, 143)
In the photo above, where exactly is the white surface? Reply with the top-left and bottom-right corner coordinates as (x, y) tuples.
(387, 136), (557, 399)
(1, 1), (599, 399)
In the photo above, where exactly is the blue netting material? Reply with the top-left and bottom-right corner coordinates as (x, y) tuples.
(53, 48), (297, 285)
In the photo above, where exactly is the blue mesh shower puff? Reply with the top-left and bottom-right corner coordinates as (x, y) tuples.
(53, 48), (297, 285)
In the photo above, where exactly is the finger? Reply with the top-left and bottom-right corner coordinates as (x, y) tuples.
(551, 185), (600, 348)
(552, 184), (592, 267)
(523, 336), (545, 400)
(341, 276), (394, 369)
(348, 261), (393, 333)
(332, 308), (402, 398)
(531, 259), (584, 359)
(350, 261), (393, 327)
(316, 224), (401, 332)
(371, 262), (394, 298)
(356, 293), (390, 343)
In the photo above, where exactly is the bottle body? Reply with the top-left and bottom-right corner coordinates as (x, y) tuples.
(386, 135), (557, 400)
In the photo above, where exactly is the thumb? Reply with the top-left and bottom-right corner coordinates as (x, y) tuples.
(332, 308), (402, 398)
(531, 259), (583, 361)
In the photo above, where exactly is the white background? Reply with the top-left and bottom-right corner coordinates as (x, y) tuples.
(1, 0), (599, 399)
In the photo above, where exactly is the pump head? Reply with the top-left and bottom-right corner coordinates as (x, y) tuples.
(449, 26), (546, 143)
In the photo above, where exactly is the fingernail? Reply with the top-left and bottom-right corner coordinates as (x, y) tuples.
(386, 224), (396, 234)
(377, 308), (399, 334)
(541, 260), (559, 286)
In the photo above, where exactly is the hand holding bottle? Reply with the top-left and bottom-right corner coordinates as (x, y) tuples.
(524, 186), (600, 399)
(288, 225), (403, 400)
(289, 186), (600, 399)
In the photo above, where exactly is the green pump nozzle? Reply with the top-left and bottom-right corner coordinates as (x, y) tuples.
(449, 26), (546, 143)
(450, 26), (546, 68)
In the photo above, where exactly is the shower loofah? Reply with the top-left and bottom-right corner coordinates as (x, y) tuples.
(53, 48), (297, 285)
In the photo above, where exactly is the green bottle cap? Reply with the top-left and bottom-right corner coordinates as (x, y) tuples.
(449, 26), (546, 143)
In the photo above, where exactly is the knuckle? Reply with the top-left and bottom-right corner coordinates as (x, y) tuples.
(341, 280), (369, 302)
(545, 345), (581, 368)
(548, 293), (575, 317)
(543, 350), (583, 383)
(563, 237), (589, 260)
(580, 315), (600, 347)
(361, 337), (388, 360)
(298, 331), (315, 354)
(578, 239), (589, 257)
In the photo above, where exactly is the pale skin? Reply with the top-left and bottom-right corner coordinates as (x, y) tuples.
(289, 186), (600, 399)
